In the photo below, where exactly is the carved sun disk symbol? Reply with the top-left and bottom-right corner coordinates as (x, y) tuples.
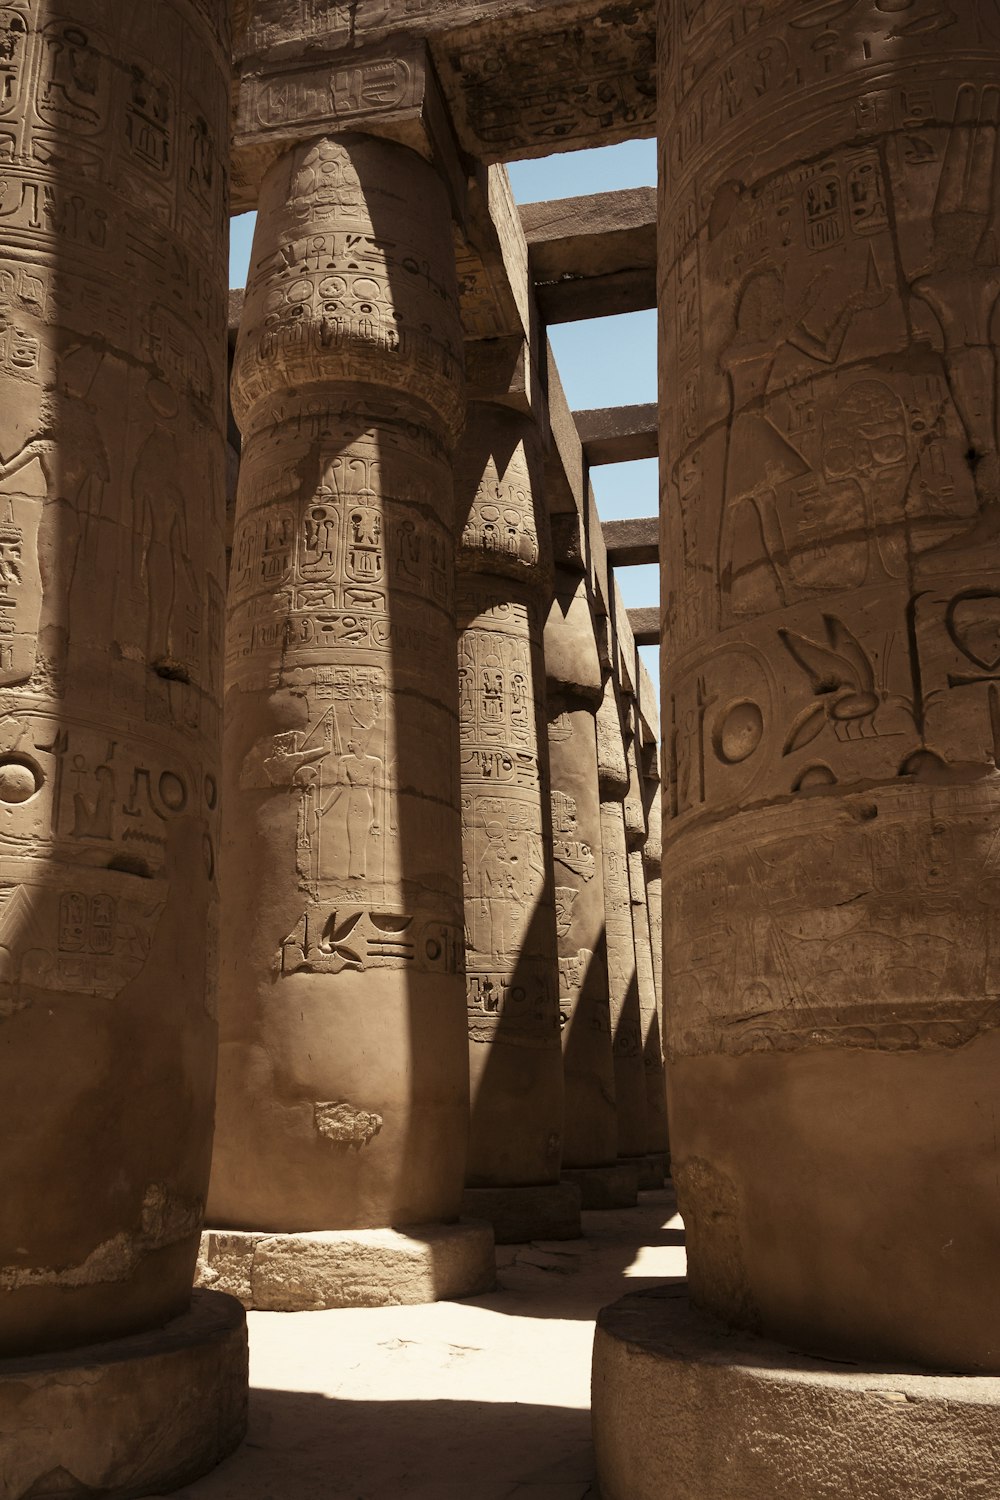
(713, 699), (764, 765)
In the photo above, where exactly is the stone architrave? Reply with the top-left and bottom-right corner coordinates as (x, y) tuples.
(0, 0), (246, 1489)
(596, 678), (646, 1163)
(654, 0), (1000, 1375)
(455, 402), (579, 1244)
(203, 134), (492, 1305)
(545, 561), (636, 1209)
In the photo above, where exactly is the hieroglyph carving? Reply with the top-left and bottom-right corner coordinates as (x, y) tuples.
(0, 0), (227, 1013)
(227, 133), (466, 997)
(459, 592), (556, 1048)
(660, 1), (1000, 1057)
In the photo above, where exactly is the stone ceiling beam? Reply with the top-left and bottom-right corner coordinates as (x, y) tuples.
(627, 608), (659, 647)
(575, 403), (658, 465)
(603, 517), (659, 568)
(231, 1), (656, 210)
(520, 189), (656, 322)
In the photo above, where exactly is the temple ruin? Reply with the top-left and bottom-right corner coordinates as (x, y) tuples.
(2, 2), (1000, 1497)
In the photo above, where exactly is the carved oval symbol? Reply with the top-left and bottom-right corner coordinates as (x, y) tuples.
(0, 754), (42, 804)
(713, 699), (764, 765)
(946, 589), (1000, 672)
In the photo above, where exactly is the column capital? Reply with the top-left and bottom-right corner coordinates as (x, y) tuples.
(233, 39), (467, 220)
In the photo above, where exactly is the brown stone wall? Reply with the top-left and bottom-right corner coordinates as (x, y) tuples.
(210, 135), (469, 1234)
(0, 0), (230, 1358)
(660, 0), (1000, 1370)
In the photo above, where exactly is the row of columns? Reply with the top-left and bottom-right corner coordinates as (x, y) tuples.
(1, 67), (665, 1486)
(0, 27), (668, 1470)
(200, 131), (669, 1294)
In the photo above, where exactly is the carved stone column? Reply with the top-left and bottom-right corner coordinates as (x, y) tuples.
(0, 3), (246, 1492)
(641, 743), (668, 1175)
(545, 555), (637, 1210)
(626, 710), (669, 1189)
(455, 404), (580, 1244)
(643, 747), (664, 1009)
(596, 5), (1000, 1496)
(597, 677), (647, 1164)
(201, 135), (493, 1309)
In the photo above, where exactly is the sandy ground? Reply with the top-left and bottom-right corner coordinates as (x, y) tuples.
(160, 1188), (684, 1500)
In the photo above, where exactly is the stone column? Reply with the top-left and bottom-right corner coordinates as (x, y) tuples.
(545, 558), (637, 1210)
(596, 6), (1000, 1497)
(643, 747), (664, 1009)
(623, 708), (667, 1189)
(0, 3), (246, 1492)
(597, 677), (647, 1165)
(201, 135), (493, 1310)
(455, 404), (580, 1245)
(641, 744), (668, 1176)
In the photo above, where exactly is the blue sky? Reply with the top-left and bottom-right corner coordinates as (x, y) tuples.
(229, 137), (659, 692)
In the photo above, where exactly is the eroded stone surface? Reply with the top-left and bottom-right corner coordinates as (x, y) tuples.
(209, 134), (471, 1239)
(0, 0), (230, 1359)
(594, 1289), (1000, 1500)
(659, 0), (1000, 1370)
(0, 1291), (247, 1500)
(198, 1225), (495, 1312)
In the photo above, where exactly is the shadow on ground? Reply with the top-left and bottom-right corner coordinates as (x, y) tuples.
(170, 1391), (601, 1500)
(477, 1187), (683, 1322)
(159, 1190), (682, 1500)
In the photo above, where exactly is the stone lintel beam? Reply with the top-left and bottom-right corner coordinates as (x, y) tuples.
(465, 335), (532, 412)
(627, 608), (659, 647)
(232, 40), (467, 217)
(457, 165), (544, 410)
(234, 2), (655, 171)
(545, 342), (586, 518)
(520, 189), (656, 322)
(575, 404), (658, 465)
(636, 659), (660, 747)
(603, 516), (659, 568)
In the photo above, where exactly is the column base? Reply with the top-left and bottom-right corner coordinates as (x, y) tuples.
(562, 1163), (639, 1210)
(460, 1183), (582, 1244)
(593, 1286), (1000, 1500)
(197, 1221), (496, 1311)
(0, 1290), (247, 1500)
(636, 1153), (669, 1190)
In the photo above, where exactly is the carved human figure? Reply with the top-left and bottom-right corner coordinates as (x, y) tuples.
(323, 737), (383, 880)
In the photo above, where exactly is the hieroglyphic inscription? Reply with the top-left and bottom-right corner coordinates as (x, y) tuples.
(455, 408), (559, 1053)
(660, 1), (1000, 1057)
(0, 0), (228, 1016)
(458, 592), (557, 1048)
(440, 6), (656, 161)
(226, 134), (466, 1007)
